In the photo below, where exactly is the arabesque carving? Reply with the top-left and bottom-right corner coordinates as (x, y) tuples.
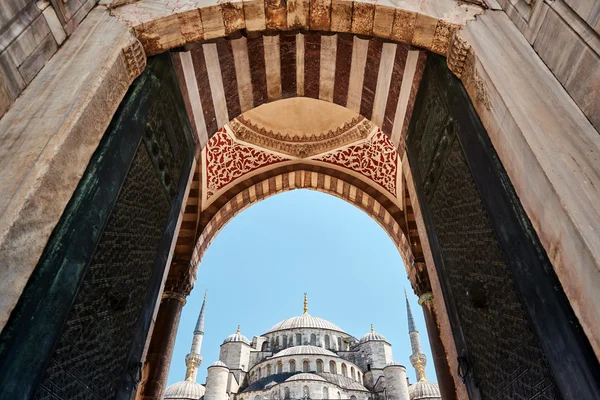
(229, 115), (373, 158)
(313, 129), (399, 196)
(205, 128), (289, 198)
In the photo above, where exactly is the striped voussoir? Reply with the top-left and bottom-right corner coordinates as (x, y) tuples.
(190, 170), (414, 269)
(171, 32), (427, 153)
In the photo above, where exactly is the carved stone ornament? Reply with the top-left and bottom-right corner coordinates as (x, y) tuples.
(229, 115), (373, 158)
(123, 39), (146, 79)
(446, 32), (471, 79)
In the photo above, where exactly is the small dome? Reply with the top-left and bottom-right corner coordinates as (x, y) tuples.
(384, 361), (405, 368)
(409, 381), (441, 400)
(265, 314), (346, 334)
(273, 345), (338, 358)
(285, 373), (327, 382)
(164, 381), (205, 400)
(210, 360), (228, 368)
(359, 325), (388, 343)
(223, 326), (251, 345)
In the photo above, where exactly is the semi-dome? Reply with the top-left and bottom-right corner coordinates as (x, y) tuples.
(265, 314), (346, 334)
(409, 381), (441, 400)
(223, 326), (251, 345)
(285, 373), (327, 382)
(164, 380), (206, 400)
(273, 345), (338, 358)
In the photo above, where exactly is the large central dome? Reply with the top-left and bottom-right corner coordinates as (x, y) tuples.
(264, 314), (347, 334)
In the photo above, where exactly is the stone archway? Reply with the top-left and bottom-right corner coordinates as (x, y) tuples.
(1, 1), (600, 399)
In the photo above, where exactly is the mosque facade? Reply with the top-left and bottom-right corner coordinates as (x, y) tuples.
(165, 293), (440, 400)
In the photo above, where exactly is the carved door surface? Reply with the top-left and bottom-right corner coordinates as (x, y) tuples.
(0, 54), (195, 400)
(406, 55), (600, 400)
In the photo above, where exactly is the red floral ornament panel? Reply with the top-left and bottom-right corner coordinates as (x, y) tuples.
(313, 129), (398, 196)
(205, 128), (289, 198)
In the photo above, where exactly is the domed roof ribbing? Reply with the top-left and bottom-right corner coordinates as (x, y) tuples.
(265, 293), (347, 334)
(223, 325), (251, 345)
(273, 345), (338, 358)
(360, 325), (388, 343)
(164, 381), (206, 400)
(210, 360), (228, 368)
(409, 381), (441, 400)
(285, 373), (327, 382)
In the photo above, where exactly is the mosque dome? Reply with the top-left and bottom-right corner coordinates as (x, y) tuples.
(223, 326), (251, 345)
(273, 345), (338, 358)
(265, 314), (346, 334)
(408, 381), (441, 400)
(210, 360), (229, 368)
(285, 373), (327, 382)
(360, 325), (388, 343)
(164, 380), (206, 400)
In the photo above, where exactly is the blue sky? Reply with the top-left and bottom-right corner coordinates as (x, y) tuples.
(166, 189), (436, 386)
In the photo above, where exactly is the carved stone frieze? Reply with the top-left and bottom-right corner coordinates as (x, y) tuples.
(229, 115), (373, 158)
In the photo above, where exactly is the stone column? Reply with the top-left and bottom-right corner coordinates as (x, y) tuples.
(419, 293), (456, 400)
(408, 262), (457, 400)
(137, 262), (195, 400)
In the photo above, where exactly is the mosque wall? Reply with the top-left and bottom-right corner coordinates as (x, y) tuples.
(240, 380), (370, 400)
(339, 342), (392, 371)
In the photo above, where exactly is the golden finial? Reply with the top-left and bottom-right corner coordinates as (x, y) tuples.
(236, 324), (241, 334)
(417, 358), (426, 382)
(370, 324), (374, 333)
(303, 292), (308, 314)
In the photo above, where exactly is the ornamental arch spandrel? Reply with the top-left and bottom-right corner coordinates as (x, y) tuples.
(0, 1), (600, 400)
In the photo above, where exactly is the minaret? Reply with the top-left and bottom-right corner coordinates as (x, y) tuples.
(405, 288), (427, 381)
(185, 291), (207, 382)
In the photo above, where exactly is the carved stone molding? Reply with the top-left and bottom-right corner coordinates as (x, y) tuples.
(230, 115), (373, 158)
(163, 261), (197, 298)
(408, 261), (432, 298)
(446, 33), (471, 78)
(447, 33), (490, 110)
(123, 39), (146, 79)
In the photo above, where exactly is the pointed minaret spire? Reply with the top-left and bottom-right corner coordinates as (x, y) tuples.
(405, 288), (416, 333)
(405, 288), (427, 382)
(303, 292), (308, 315)
(185, 291), (207, 382)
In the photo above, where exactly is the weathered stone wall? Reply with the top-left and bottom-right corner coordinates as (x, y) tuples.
(497, 0), (600, 131)
(0, 0), (97, 118)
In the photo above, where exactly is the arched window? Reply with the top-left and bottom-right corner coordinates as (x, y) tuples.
(262, 341), (269, 351)
(258, 367), (262, 379)
(329, 361), (337, 374)
(357, 372), (361, 383)
(337, 392), (341, 400)
(324, 335), (330, 349)
(310, 333), (317, 346)
(303, 359), (310, 372)
(284, 388), (291, 399)
(316, 359), (324, 373)
(276, 336), (280, 349)
(341, 363), (347, 376)
(337, 337), (342, 349)
(283, 335), (288, 348)
(277, 362), (283, 374)
(289, 360), (296, 373)
(350, 396), (357, 400)
(267, 364), (272, 375)
(350, 367), (355, 380)
(323, 387), (329, 399)
(296, 333), (302, 345)
(303, 386), (310, 399)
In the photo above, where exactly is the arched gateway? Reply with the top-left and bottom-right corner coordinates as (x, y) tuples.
(0, 1), (599, 400)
